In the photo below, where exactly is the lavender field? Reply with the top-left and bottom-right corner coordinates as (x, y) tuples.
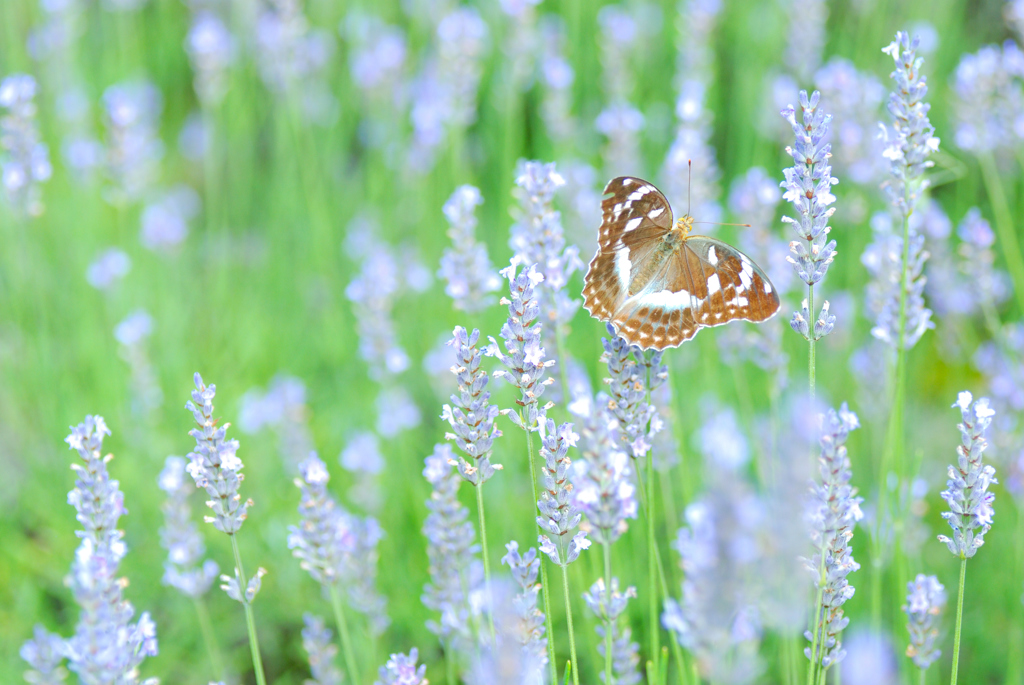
(1, 0), (1023, 683)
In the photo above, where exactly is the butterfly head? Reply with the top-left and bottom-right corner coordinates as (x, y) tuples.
(674, 214), (695, 238)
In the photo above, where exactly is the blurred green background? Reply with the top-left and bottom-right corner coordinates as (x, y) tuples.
(1, 0), (1023, 683)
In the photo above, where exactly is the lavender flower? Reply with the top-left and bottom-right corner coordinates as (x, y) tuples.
(499, 0), (541, 92)
(21, 625), (67, 685)
(957, 208), (1009, 310)
(158, 456), (219, 598)
(86, 248), (131, 290)
(814, 59), (887, 185)
(662, 484), (766, 683)
(140, 185), (199, 252)
(102, 80), (163, 203)
(422, 445), (482, 647)
(374, 648), (427, 685)
(488, 259), (556, 432)
(238, 374), (315, 472)
(950, 41), (1024, 155)
(596, 5), (640, 101)
(375, 386), (422, 438)
(865, 213), (933, 349)
(442, 326), (502, 485)
(536, 419), (590, 565)
(881, 32), (940, 216)
(938, 392), (997, 558)
(805, 403), (862, 670)
(839, 630), (899, 685)
(439, 185), (501, 312)
(437, 8), (488, 129)
(339, 431), (384, 476)
(185, 11), (235, 106)
(60, 416), (160, 683)
(501, 541), (548, 674)
(583, 578), (641, 684)
(600, 325), (662, 459)
(302, 614), (343, 685)
(345, 14), (407, 96)
(783, 0), (827, 81)
(781, 90), (838, 292)
(510, 161), (584, 330)
(903, 574), (946, 669)
(538, 17), (575, 144)
(115, 309), (163, 416)
(0, 74), (51, 217)
(595, 103), (645, 177)
(570, 398), (638, 544)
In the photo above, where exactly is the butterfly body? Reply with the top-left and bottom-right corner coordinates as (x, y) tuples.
(583, 176), (781, 350)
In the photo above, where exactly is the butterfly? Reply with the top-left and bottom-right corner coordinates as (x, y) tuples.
(582, 176), (781, 350)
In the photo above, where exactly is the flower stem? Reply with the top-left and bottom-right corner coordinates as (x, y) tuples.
(979, 152), (1024, 317)
(807, 282), (816, 402)
(474, 483), (497, 644)
(329, 584), (361, 685)
(646, 370), (661, 685)
(603, 542), (614, 685)
(192, 596), (225, 682)
(950, 556), (968, 685)
(523, 411), (559, 685)
(560, 563), (581, 685)
(230, 535), (267, 685)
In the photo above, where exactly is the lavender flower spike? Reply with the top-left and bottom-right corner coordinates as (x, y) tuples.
(374, 648), (427, 685)
(489, 258), (556, 431)
(185, 373), (252, 535)
(158, 456), (219, 598)
(441, 326), (502, 485)
(781, 90), (838, 289)
(501, 541), (548, 672)
(601, 325), (661, 459)
(805, 403), (862, 670)
(61, 416), (159, 684)
(302, 614), (344, 685)
(536, 419), (591, 566)
(20, 625), (67, 685)
(439, 185), (501, 312)
(903, 574), (946, 669)
(880, 31), (939, 216)
(938, 392), (997, 558)
(0, 74), (51, 217)
(288, 453), (355, 586)
(583, 578), (642, 684)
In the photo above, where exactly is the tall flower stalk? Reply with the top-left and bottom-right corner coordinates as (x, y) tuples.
(488, 257), (559, 680)
(805, 404), (862, 684)
(442, 325), (502, 643)
(780, 90), (838, 401)
(903, 574), (946, 673)
(183, 373), (267, 685)
(879, 30), (940, 488)
(939, 392), (997, 685)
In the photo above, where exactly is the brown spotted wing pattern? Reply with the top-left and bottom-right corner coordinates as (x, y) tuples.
(582, 176), (781, 350)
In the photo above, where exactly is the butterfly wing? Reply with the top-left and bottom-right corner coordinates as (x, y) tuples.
(583, 177), (673, 322)
(607, 236), (781, 350)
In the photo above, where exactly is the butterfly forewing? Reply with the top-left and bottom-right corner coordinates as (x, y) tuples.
(583, 177), (781, 350)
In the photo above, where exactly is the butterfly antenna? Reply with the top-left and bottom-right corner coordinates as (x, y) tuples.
(687, 160), (692, 217)
(692, 221), (753, 227)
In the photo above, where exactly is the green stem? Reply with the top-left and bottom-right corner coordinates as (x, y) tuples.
(807, 544), (828, 685)
(192, 596), (225, 682)
(560, 564), (581, 685)
(950, 556), (968, 685)
(445, 647), (457, 685)
(556, 323), (573, 415)
(807, 282), (816, 402)
(523, 411), (559, 685)
(329, 585), (361, 685)
(919, 667), (926, 685)
(603, 542), (613, 685)
(646, 369), (661, 685)
(474, 483), (497, 644)
(229, 536), (267, 685)
(979, 152), (1024, 317)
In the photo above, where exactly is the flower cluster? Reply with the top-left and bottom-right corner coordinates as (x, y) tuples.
(950, 41), (1024, 155)
(957, 208), (1008, 311)
(538, 16), (575, 144)
(938, 391), (998, 558)
(237, 374), (315, 472)
(439, 185), (501, 313)
(102, 80), (163, 204)
(20, 625), (67, 685)
(501, 541), (548, 675)
(184, 10), (235, 106)
(510, 161), (584, 329)
(881, 31), (940, 217)
(157, 456), (219, 598)
(583, 578), (641, 685)
(570, 398), (638, 545)
(374, 648), (427, 685)
(301, 614), (344, 685)
(0, 74), (51, 217)
(600, 325), (663, 459)
(422, 445), (482, 646)
(781, 90), (838, 291)
(61, 416), (160, 683)
(784, 0), (827, 81)
(441, 326), (502, 486)
(804, 403), (863, 670)
(184, 373), (252, 535)
(903, 574), (946, 669)
(86, 247), (132, 290)
(489, 259), (556, 431)
(536, 419), (589, 566)
(814, 58), (887, 186)
(140, 184), (199, 252)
